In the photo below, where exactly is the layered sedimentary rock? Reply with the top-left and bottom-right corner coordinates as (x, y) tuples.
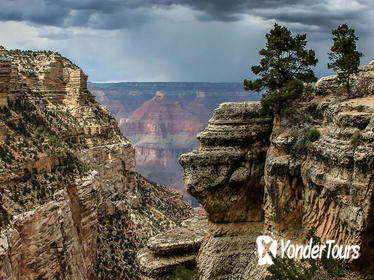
(0, 47), (108, 280)
(0, 47), (193, 280)
(177, 63), (374, 279)
(137, 215), (208, 279)
(1, 47), (89, 107)
(0, 58), (17, 107)
(264, 64), (374, 249)
(78, 142), (136, 202)
(179, 102), (273, 279)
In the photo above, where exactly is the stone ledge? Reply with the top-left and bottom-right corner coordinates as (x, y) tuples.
(147, 216), (208, 255)
(136, 247), (197, 278)
(137, 215), (207, 279)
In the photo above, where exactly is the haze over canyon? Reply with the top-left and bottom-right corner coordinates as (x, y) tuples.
(89, 82), (261, 204)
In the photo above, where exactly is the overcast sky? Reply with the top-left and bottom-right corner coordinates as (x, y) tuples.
(0, 0), (373, 82)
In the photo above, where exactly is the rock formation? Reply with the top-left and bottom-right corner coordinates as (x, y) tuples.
(179, 102), (273, 279)
(175, 63), (374, 279)
(88, 82), (260, 205)
(137, 215), (208, 279)
(0, 46), (193, 280)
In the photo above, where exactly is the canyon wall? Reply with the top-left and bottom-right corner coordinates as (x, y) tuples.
(178, 62), (374, 279)
(0, 47), (108, 280)
(0, 47), (193, 280)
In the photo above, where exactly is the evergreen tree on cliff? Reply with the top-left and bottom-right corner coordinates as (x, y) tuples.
(328, 24), (363, 95)
(244, 23), (318, 111)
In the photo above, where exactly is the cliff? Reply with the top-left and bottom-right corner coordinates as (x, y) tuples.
(175, 62), (374, 279)
(0, 46), (193, 279)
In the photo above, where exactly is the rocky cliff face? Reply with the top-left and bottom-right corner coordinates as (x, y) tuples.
(179, 102), (273, 279)
(0, 47), (193, 280)
(178, 62), (374, 279)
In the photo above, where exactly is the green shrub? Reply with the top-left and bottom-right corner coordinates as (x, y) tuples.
(22, 168), (32, 182)
(31, 179), (40, 190)
(0, 205), (9, 228)
(0, 145), (8, 159)
(290, 128), (308, 157)
(307, 128), (320, 142)
(350, 131), (361, 147)
(170, 265), (199, 280)
(304, 83), (315, 95)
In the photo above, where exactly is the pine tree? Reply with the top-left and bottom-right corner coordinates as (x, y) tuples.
(328, 24), (363, 95)
(244, 23), (318, 111)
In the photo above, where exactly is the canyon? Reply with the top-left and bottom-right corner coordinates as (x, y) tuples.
(1, 45), (373, 280)
(88, 82), (260, 203)
(0, 47), (193, 280)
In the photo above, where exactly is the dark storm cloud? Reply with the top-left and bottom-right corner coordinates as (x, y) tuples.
(180, 0), (374, 33)
(176, 0), (306, 21)
(0, 0), (150, 29)
(0, 0), (373, 32)
(0, 0), (70, 26)
(253, 2), (373, 33)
